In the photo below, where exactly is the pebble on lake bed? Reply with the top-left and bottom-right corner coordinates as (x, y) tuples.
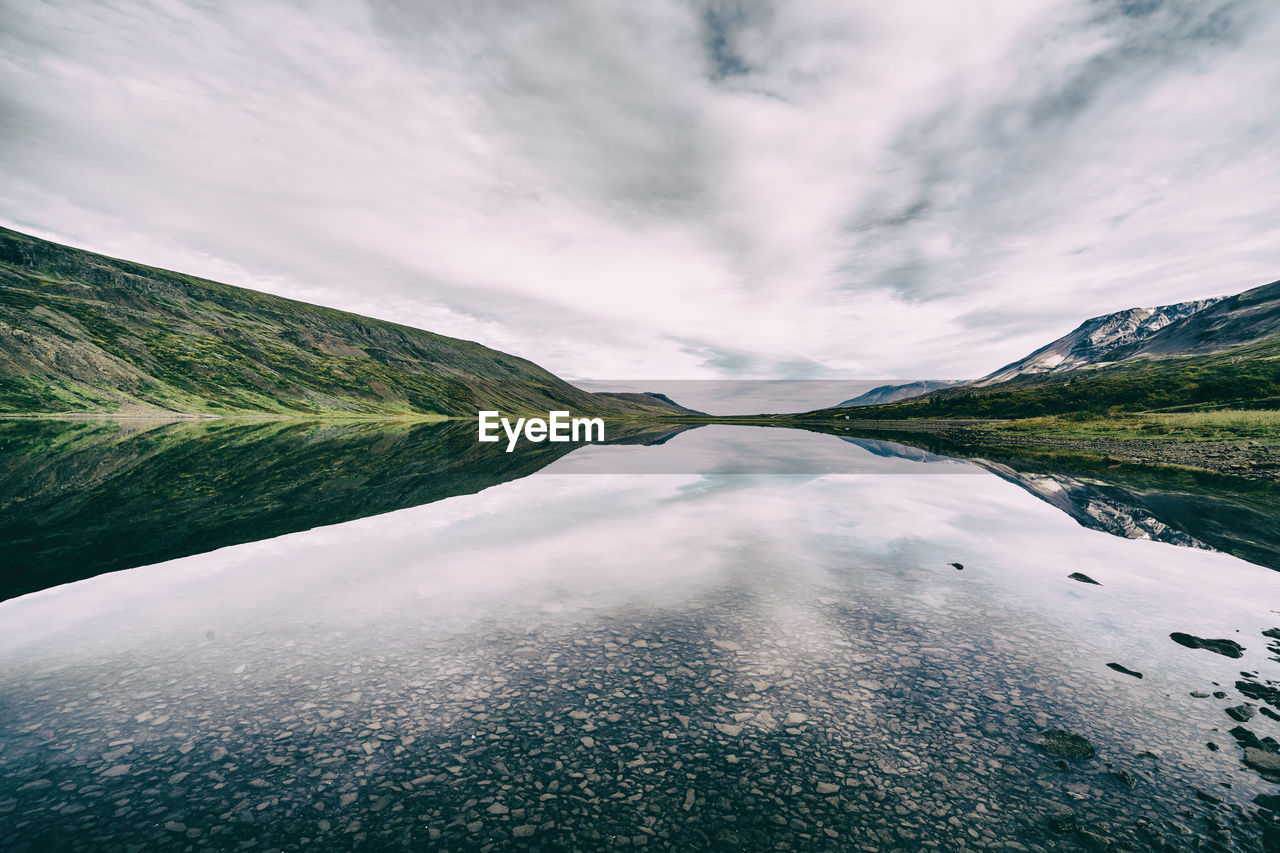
(1040, 729), (1096, 760)
(1, 588), (1273, 851)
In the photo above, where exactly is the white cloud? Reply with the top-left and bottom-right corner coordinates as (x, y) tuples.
(2, 0), (1278, 386)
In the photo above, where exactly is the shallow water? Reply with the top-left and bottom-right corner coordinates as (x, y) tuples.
(1, 425), (1278, 851)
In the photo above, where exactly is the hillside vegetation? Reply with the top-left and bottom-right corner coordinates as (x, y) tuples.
(796, 278), (1280, 425)
(805, 343), (1280, 421)
(0, 228), (676, 418)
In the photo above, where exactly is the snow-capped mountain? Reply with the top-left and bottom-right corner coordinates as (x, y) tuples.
(975, 298), (1222, 385)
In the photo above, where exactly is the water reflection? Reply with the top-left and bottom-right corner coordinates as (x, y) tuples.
(812, 424), (1280, 573)
(0, 424), (1278, 850)
(0, 418), (690, 600)
(4, 417), (1279, 597)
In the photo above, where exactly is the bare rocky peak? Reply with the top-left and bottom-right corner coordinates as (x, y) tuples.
(977, 297), (1222, 385)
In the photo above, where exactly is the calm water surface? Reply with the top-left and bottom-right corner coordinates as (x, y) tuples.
(1, 425), (1278, 851)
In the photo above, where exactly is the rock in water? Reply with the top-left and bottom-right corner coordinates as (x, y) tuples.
(1226, 704), (1257, 722)
(1236, 679), (1280, 710)
(950, 562), (964, 570)
(1243, 748), (1280, 776)
(1106, 663), (1143, 679)
(1169, 632), (1244, 658)
(1068, 572), (1100, 585)
(1230, 725), (1265, 750)
(1040, 730), (1096, 760)
(1046, 805), (1076, 833)
(1110, 769), (1136, 788)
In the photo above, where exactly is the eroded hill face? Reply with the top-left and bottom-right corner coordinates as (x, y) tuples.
(977, 298), (1222, 385)
(0, 228), (673, 418)
(1107, 280), (1280, 360)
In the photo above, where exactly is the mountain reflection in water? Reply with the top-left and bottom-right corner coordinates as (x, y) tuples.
(1, 421), (1279, 850)
(3, 418), (1280, 604)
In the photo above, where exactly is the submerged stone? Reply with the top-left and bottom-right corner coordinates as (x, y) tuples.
(1106, 663), (1142, 679)
(1243, 748), (1280, 775)
(1236, 679), (1280, 710)
(1046, 805), (1076, 833)
(1040, 730), (1096, 760)
(1226, 704), (1256, 722)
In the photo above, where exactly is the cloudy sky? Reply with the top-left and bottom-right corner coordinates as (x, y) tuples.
(2, 0), (1279, 384)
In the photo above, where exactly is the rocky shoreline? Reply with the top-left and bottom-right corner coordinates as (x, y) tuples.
(3, 592), (1277, 851)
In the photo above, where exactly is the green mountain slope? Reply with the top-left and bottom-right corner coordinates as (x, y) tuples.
(806, 342), (1280, 420)
(799, 279), (1280, 421)
(0, 227), (681, 417)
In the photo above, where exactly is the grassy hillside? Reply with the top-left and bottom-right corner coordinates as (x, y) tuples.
(0, 227), (675, 418)
(799, 339), (1280, 421)
(790, 278), (1280, 424)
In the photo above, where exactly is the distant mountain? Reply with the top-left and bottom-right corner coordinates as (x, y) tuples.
(835, 380), (966, 407)
(797, 277), (1280, 420)
(596, 391), (707, 416)
(0, 228), (682, 418)
(976, 298), (1221, 385)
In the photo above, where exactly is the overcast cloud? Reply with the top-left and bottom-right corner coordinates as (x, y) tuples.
(2, 0), (1278, 383)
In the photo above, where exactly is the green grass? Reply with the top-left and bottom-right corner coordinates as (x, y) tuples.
(0, 227), (683, 420)
(983, 410), (1280, 442)
(797, 342), (1280, 424)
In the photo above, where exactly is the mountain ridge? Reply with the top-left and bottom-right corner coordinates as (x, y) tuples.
(793, 277), (1280, 421)
(976, 297), (1223, 385)
(835, 380), (966, 408)
(596, 391), (708, 416)
(0, 227), (687, 419)
(1104, 280), (1280, 361)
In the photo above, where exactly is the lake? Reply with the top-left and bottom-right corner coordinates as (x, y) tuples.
(1, 420), (1277, 851)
